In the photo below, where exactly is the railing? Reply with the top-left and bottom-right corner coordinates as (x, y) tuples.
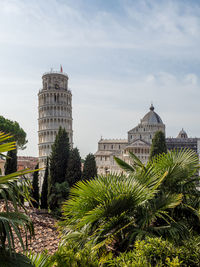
(42, 71), (68, 77)
(38, 88), (72, 94)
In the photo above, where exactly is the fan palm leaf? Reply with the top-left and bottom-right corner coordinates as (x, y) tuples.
(0, 132), (40, 260)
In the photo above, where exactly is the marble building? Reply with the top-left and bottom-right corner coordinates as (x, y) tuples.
(38, 69), (73, 175)
(95, 105), (200, 175)
(95, 105), (165, 175)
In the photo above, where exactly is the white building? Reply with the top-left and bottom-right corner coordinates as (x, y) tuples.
(95, 105), (165, 175)
(38, 69), (73, 175)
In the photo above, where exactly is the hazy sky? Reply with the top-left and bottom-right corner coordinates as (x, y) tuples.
(1, 0), (200, 158)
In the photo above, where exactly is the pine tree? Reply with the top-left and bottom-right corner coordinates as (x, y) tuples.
(82, 153), (97, 180)
(149, 131), (167, 160)
(32, 163), (39, 208)
(41, 158), (49, 209)
(65, 148), (82, 187)
(49, 127), (70, 211)
(4, 149), (17, 175)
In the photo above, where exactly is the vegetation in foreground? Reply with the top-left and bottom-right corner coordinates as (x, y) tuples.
(1, 128), (200, 266)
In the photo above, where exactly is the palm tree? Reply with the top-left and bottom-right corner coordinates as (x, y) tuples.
(115, 149), (200, 235)
(60, 171), (182, 254)
(0, 132), (39, 266)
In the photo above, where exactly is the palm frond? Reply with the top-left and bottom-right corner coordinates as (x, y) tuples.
(25, 250), (52, 267)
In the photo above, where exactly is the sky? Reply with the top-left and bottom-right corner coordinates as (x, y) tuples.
(0, 0), (200, 158)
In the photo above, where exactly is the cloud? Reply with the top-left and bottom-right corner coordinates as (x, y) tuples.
(1, 0), (200, 158)
(0, 0), (200, 51)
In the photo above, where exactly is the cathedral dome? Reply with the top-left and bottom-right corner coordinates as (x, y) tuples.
(177, 129), (188, 139)
(141, 104), (163, 125)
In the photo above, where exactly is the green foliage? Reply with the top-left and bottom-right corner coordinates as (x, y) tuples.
(49, 127), (70, 186)
(65, 147), (82, 187)
(82, 153), (97, 180)
(108, 236), (200, 267)
(25, 250), (52, 267)
(0, 250), (33, 267)
(0, 132), (38, 265)
(115, 149), (200, 240)
(31, 163), (39, 208)
(49, 127), (70, 212)
(48, 182), (69, 215)
(60, 172), (182, 253)
(108, 237), (182, 267)
(150, 131), (167, 160)
(4, 149), (17, 175)
(41, 159), (49, 209)
(0, 116), (27, 149)
(50, 242), (99, 267)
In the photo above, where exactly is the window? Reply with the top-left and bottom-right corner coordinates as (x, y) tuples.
(119, 145), (120, 149)
(104, 145), (106, 149)
(111, 145), (113, 149)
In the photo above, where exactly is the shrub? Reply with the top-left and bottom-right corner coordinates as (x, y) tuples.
(108, 238), (182, 267)
(48, 182), (69, 216)
(50, 242), (99, 267)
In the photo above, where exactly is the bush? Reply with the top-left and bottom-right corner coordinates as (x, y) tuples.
(108, 236), (200, 266)
(48, 182), (69, 216)
(108, 237), (182, 267)
(50, 242), (99, 267)
(179, 237), (200, 266)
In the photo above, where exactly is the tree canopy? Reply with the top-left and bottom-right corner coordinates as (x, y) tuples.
(0, 116), (27, 149)
(149, 130), (167, 160)
(4, 149), (17, 175)
(49, 127), (70, 212)
(31, 163), (39, 208)
(65, 148), (82, 187)
(82, 153), (97, 180)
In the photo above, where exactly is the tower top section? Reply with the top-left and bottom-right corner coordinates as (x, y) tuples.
(41, 68), (69, 92)
(42, 70), (69, 79)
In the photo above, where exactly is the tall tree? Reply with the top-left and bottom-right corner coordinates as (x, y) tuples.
(41, 158), (49, 209)
(149, 131), (167, 160)
(4, 149), (17, 175)
(49, 127), (70, 211)
(82, 153), (97, 180)
(0, 116), (27, 149)
(32, 163), (39, 208)
(65, 148), (82, 187)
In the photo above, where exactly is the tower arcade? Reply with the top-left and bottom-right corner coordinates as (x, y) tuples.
(38, 69), (73, 170)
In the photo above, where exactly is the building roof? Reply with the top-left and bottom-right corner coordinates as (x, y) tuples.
(125, 139), (151, 149)
(99, 139), (128, 144)
(177, 128), (188, 139)
(141, 104), (163, 125)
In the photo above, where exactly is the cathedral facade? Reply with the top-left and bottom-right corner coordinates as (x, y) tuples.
(95, 105), (200, 175)
(95, 105), (165, 174)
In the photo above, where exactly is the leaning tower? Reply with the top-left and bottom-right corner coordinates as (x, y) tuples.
(38, 68), (73, 171)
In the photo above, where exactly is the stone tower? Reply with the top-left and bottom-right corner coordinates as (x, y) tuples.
(38, 69), (73, 170)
